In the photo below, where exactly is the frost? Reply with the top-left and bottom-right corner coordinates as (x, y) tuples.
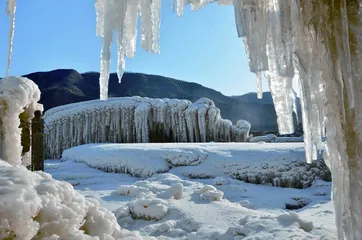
(44, 97), (250, 159)
(0, 77), (43, 166)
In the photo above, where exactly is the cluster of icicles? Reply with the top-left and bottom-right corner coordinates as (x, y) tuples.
(43, 97), (251, 159)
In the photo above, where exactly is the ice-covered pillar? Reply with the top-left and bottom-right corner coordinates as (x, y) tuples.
(0, 77), (43, 166)
(293, 1), (362, 239)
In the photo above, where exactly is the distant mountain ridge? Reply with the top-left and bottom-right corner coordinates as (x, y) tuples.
(19, 69), (300, 132)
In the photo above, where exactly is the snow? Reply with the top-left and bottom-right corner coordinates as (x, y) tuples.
(62, 142), (330, 188)
(44, 97), (250, 159)
(45, 156), (337, 239)
(249, 134), (304, 143)
(0, 159), (152, 240)
(4, 0), (362, 238)
(0, 76), (43, 166)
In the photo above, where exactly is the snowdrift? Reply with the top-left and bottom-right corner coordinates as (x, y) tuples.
(0, 159), (156, 240)
(62, 143), (330, 188)
(44, 97), (251, 159)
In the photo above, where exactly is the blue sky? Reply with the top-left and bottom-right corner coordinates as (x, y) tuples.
(0, 0), (269, 96)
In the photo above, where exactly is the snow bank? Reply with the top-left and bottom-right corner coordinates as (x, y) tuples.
(0, 76), (43, 166)
(44, 97), (250, 159)
(62, 143), (331, 188)
(0, 159), (147, 240)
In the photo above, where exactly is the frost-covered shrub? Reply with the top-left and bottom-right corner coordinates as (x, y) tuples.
(0, 160), (145, 240)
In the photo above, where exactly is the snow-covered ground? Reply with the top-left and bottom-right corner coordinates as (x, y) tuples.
(62, 143), (330, 188)
(46, 143), (336, 239)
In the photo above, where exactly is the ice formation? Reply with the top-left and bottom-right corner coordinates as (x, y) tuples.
(0, 159), (149, 240)
(4, 0), (362, 238)
(5, 0), (16, 78)
(0, 76), (43, 166)
(44, 97), (251, 159)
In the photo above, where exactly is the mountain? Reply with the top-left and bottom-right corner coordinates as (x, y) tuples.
(21, 69), (291, 132)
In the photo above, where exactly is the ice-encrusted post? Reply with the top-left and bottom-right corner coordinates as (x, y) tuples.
(292, 1), (362, 239)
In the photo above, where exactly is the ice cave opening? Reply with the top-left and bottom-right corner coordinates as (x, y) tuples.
(3, 0), (362, 240)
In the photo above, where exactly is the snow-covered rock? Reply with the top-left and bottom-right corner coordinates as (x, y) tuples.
(200, 190), (224, 202)
(44, 97), (251, 159)
(128, 198), (168, 221)
(194, 185), (224, 201)
(0, 159), (144, 240)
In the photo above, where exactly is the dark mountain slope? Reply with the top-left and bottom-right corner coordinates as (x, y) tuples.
(22, 69), (283, 131)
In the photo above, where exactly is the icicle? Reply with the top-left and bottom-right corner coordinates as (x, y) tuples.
(256, 72), (263, 99)
(115, 0), (127, 83)
(124, 0), (140, 58)
(5, 0), (17, 78)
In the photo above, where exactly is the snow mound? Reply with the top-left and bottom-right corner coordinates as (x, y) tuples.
(194, 185), (224, 201)
(116, 185), (150, 197)
(62, 144), (170, 178)
(239, 200), (253, 209)
(162, 149), (208, 166)
(0, 160), (144, 240)
(278, 212), (313, 232)
(213, 177), (231, 186)
(200, 190), (224, 202)
(0, 76), (43, 166)
(157, 183), (183, 200)
(128, 198), (168, 221)
(44, 97), (250, 159)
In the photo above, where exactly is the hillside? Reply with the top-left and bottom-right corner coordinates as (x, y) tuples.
(22, 69), (282, 131)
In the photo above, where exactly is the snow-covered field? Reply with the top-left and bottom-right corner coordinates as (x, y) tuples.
(62, 143), (330, 188)
(46, 143), (336, 239)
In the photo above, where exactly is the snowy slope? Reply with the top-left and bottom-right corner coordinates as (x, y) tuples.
(61, 142), (330, 188)
(45, 159), (336, 240)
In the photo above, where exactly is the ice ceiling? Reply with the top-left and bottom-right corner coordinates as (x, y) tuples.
(4, 0), (362, 239)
